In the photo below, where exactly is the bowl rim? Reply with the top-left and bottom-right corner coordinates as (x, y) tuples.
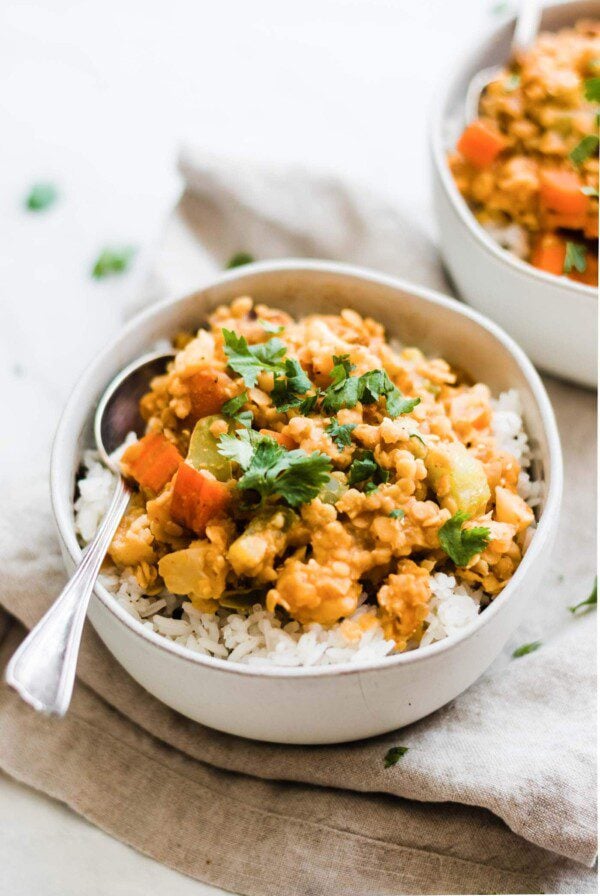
(429, 0), (597, 304)
(50, 259), (563, 679)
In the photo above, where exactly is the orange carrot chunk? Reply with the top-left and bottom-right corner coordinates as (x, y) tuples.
(171, 463), (230, 535)
(457, 120), (507, 168)
(187, 368), (233, 419)
(259, 428), (296, 449)
(121, 433), (182, 492)
(539, 169), (589, 218)
(530, 234), (567, 276)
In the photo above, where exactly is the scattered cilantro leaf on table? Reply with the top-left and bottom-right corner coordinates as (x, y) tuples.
(512, 641), (542, 658)
(438, 511), (490, 566)
(226, 252), (255, 269)
(25, 182), (58, 211)
(569, 577), (597, 614)
(92, 246), (136, 279)
(384, 746), (409, 767)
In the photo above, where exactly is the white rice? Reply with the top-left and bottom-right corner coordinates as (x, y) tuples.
(75, 389), (539, 668)
(482, 221), (530, 261)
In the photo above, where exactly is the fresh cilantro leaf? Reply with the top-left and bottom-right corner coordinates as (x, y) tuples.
(569, 134), (599, 166)
(384, 746), (409, 767)
(322, 360), (419, 418)
(298, 393), (319, 415)
(581, 185), (599, 197)
(389, 509), (405, 519)
(322, 375), (361, 413)
(348, 454), (378, 486)
(226, 252), (255, 269)
(216, 429), (256, 469)
(236, 438), (332, 507)
(358, 368), (419, 418)
(25, 182), (58, 211)
(222, 391), (249, 418)
(438, 511), (490, 566)
(564, 242), (587, 274)
(326, 420), (356, 449)
(512, 641), (542, 658)
(321, 356), (360, 413)
(584, 77), (600, 103)
(569, 577), (597, 614)
(271, 358), (312, 410)
(331, 354), (356, 383)
(222, 329), (287, 387)
(385, 389), (421, 418)
(504, 74), (521, 92)
(347, 451), (389, 492)
(92, 246), (136, 279)
(259, 318), (284, 334)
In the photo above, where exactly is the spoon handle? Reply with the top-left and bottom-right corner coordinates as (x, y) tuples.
(512, 0), (541, 57)
(5, 478), (131, 716)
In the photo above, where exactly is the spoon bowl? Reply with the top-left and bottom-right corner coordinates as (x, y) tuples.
(5, 349), (175, 716)
(95, 350), (175, 467)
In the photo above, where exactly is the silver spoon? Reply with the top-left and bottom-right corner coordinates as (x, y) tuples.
(464, 0), (541, 123)
(5, 349), (175, 716)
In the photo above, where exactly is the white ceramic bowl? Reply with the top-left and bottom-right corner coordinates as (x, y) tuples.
(51, 261), (562, 744)
(431, 0), (598, 389)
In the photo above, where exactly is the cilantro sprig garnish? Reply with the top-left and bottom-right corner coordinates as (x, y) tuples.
(438, 511), (490, 566)
(564, 241), (587, 274)
(271, 358), (313, 411)
(389, 508), (405, 520)
(569, 134), (599, 167)
(326, 420), (356, 449)
(569, 577), (597, 614)
(222, 329), (287, 388)
(222, 391), (253, 428)
(348, 451), (390, 494)
(217, 430), (332, 508)
(321, 354), (420, 418)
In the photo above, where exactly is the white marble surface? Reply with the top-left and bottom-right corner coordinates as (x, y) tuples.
(1, 0), (496, 892)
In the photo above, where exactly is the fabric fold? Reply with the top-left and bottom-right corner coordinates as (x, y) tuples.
(0, 151), (596, 894)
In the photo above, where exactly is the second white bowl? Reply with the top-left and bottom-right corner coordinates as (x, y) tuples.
(430, 0), (598, 389)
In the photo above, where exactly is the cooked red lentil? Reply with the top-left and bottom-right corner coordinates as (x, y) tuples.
(450, 20), (600, 286)
(110, 298), (534, 650)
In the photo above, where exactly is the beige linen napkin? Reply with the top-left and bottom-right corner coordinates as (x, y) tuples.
(0, 150), (597, 895)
